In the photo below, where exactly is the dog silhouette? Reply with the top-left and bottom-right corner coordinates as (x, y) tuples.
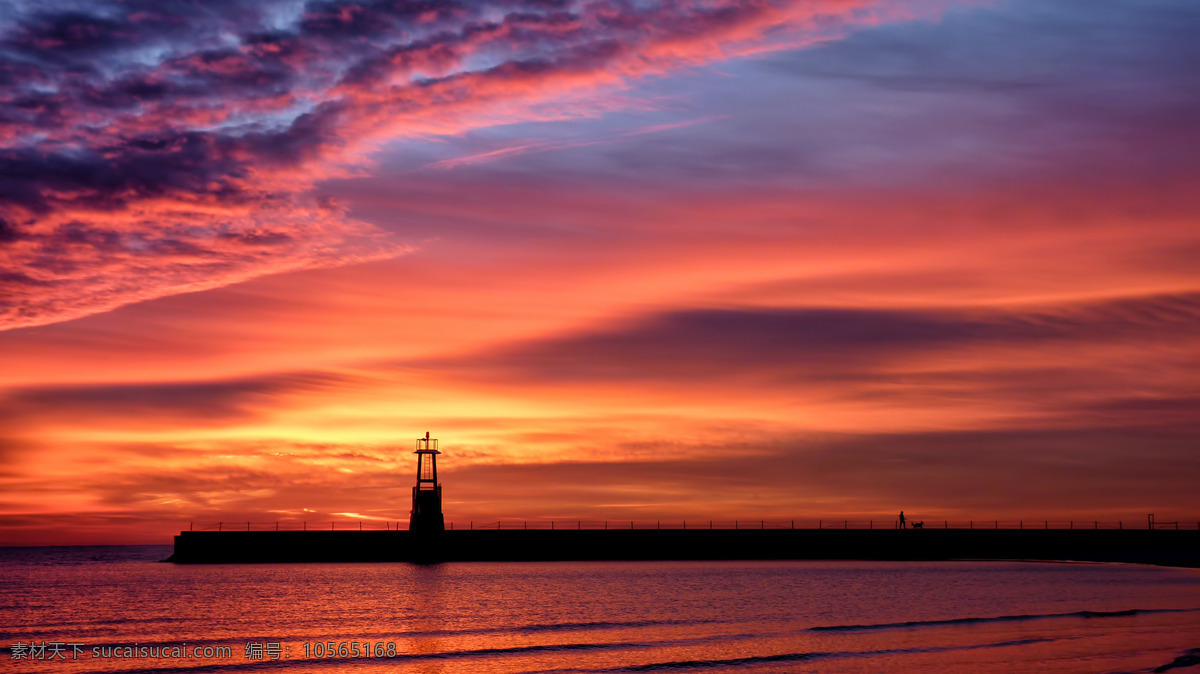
(912, 521), (924, 529)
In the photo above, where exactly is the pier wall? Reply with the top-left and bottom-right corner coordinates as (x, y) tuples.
(170, 529), (1200, 566)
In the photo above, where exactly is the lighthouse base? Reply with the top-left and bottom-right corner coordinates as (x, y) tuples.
(410, 486), (444, 533)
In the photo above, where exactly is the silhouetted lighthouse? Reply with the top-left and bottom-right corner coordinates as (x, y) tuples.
(409, 431), (444, 533)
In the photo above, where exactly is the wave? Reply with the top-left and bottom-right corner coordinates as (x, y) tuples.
(1152, 647), (1200, 673)
(516, 618), (721, 634)
(808, 607), (1200, 633)
(526, 637), (1060, 673)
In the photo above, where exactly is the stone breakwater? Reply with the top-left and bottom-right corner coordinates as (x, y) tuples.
(169, 528), (1200, 567)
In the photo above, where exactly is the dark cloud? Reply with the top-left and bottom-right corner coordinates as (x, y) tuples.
(2, 1), (279, 66)
(1075, 395), (1200, 428)
(1, 372), (345, 423)
(42, 221), (123, 253)
(162, 49), (298, 98)
(0, 215), (18, 242)
(0, 137), (246, 213)
(0, 271), (46, 286)
(0, 101), (355, 218)
(299, 0), (469, 39)
(8, 11), (140, 56)
(241, 100), (349, 166)
(336, 33), (471, 87)
(461, 293), (1200, 382)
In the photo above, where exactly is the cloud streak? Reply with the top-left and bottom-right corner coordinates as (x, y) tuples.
(455, 293), (1200, 385)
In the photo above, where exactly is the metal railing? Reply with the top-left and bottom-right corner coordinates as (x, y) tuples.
(187, 518), (1200, 532)
(450, 519), (1200, 531)
(190, 521), (401, 532)
(1149, 520), (1199, 531)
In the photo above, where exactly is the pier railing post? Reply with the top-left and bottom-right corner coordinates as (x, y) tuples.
(218, 522), (222, 532)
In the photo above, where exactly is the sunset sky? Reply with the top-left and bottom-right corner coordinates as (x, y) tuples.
(2, 0), (1198, 544)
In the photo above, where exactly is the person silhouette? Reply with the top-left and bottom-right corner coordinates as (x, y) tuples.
(899, 511), (907, 529)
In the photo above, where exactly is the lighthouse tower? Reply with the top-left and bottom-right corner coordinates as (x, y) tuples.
(409, 432), (444, 533)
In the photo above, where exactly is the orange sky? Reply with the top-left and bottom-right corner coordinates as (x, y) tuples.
(2, 0), (1199, 544)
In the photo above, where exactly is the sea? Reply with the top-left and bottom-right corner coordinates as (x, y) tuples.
(2, 546), (1199, 673)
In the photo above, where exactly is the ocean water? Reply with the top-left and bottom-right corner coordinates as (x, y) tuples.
(2, 547), (1199, 673)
